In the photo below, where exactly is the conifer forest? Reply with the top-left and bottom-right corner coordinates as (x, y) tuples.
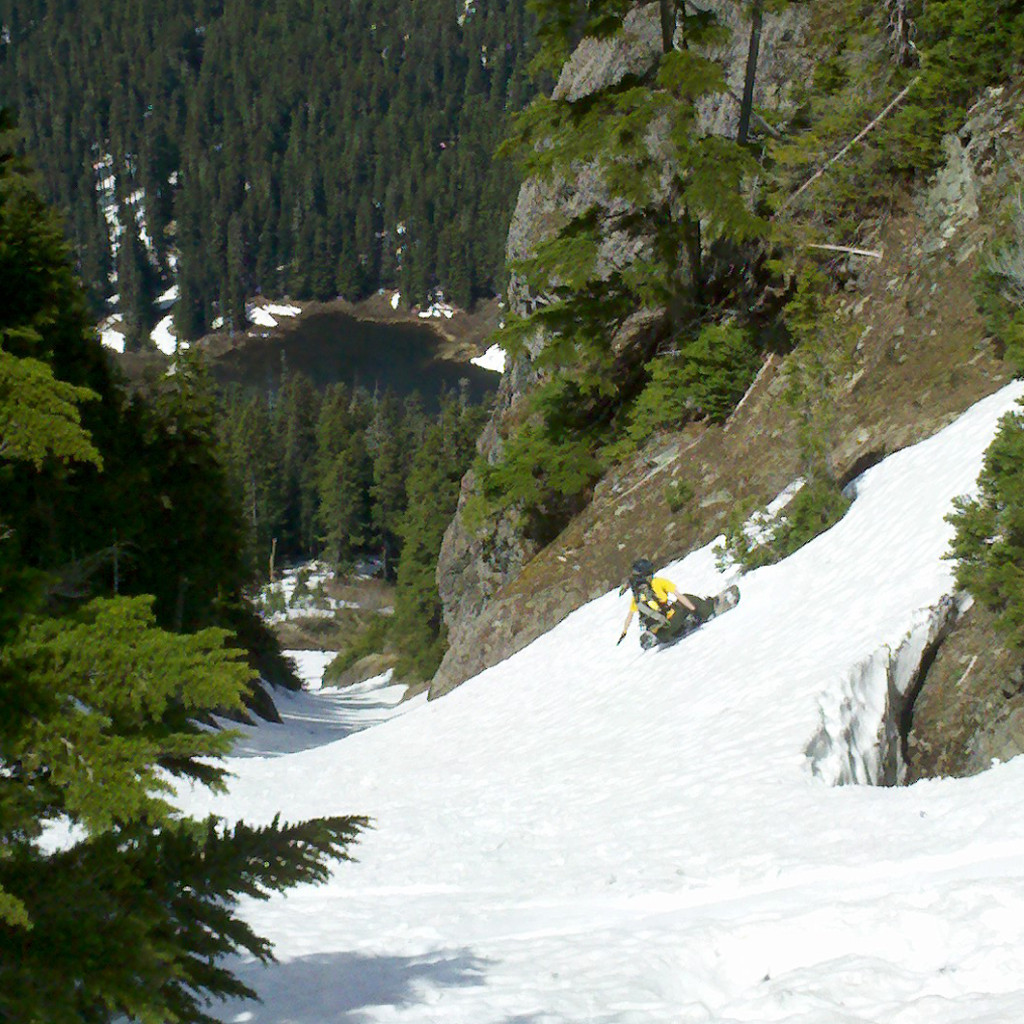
(0, 0), (534, 336)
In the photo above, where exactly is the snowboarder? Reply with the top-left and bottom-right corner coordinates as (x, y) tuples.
(616, 558), (737, 650)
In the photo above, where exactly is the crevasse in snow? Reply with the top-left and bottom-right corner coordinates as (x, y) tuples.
(805, 593), (963, 787)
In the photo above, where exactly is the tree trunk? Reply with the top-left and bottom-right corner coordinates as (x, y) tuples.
(659, 0), (676, 53)
(174, 576), (189, 633)
(886, 0), (918, 68)
(682, 210), (704, 305)
(737, 0), (763, 145)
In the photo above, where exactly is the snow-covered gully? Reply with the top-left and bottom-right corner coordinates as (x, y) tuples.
(180, 381), (1024, 1024)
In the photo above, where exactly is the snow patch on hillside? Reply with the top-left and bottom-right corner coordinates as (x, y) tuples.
(470, 343), (506, 373)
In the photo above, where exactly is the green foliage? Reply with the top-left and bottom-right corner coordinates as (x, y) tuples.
(0, 128), (366, 1022)
(390, 397), (487, 679)
(0, 109), (102, 471)
(523, 0), (635, 77)
(0, 347), (101, 469)
(780, 268), (858, 479)
(715, 270), (857, 572)
(947, 402), (1024, 649)
(480, 420), (606, 517)
(974, 194), (1024, 373)
(661, 321), (761, 425)
(3, 596), (248, 832)
(0, 589), (368, 1024)
(486, 1), (771, 524)
(665, 478), (694, 514)
(259, 583), (288, 618)
(322, 613), (391, 684)
(890, 0), (1024, 171)
(472, 375), (609, 539)
(770, 0), (1024, 230)
(1, 810), (367, 1024)
(717, 476), (852, 571)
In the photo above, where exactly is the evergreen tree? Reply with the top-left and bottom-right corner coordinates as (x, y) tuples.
(948, 402), (1024, 650)
(116, 211), (158, 352)
(274, 368), (324, 559)
(368, 390), (415, 578)
(0, 119), (367, 1024)
(0, 0), (536, 328)
(481, 0), (767, 527)
(391, 394), (486, 679)
(315, 385), (374, 567)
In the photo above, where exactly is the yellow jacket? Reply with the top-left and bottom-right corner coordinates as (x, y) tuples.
(629, 576), (678, 614)
(619, 577), (696, 642)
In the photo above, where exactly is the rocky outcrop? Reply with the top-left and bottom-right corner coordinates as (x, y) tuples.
(430, 2), (813, 700)
(906, 601), (1024, 780)
(915, 84), (1022, 258)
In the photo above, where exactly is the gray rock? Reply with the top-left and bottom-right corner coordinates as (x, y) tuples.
(431, 1), (812, 700)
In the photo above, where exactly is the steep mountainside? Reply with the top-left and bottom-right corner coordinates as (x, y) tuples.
(431, 3), (1024, 776)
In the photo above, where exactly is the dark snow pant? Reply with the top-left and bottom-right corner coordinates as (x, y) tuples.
(644, 593), (713, 642)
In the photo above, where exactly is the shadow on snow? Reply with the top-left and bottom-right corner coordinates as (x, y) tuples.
(218, 947), (495, 1022)
(228, 683), (413, 758)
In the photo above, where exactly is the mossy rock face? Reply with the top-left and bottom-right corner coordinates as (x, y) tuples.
(906, 603), (1024, 781)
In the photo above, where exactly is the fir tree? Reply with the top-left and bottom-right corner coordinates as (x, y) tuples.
(0, 128), (368, 1023)
(948, 402), (1024, 650)
(482, 0), (767, 524)
(391, 394), (486, 679)
(315, 385), (374, 568)
(0, 0), (536, 327)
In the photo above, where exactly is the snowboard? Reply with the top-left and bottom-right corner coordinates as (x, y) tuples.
(639, 584), (740, 650)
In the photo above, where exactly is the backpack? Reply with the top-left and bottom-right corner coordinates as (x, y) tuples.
(633, 579), (670, 626)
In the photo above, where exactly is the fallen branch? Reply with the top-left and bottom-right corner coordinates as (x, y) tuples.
(806, 243), (884, 259)
(725, 353), (777, 430)
(956, 654), (979, 690)
(776, 78), (919, 217)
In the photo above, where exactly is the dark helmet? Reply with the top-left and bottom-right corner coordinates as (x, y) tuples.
(630, 557), (654, 581)
(619, 557), (655, 596)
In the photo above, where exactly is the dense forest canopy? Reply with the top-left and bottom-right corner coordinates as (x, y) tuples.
(0, 0), (535, 342)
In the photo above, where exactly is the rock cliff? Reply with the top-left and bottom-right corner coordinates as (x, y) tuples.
(432, 1), (813, 699)
(431, 0), (1023, 780)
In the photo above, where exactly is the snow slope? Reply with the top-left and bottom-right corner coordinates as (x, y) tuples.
(179, 381), (1024, 1024)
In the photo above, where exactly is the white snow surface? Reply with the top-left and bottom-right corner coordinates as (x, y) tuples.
(98, 314), (126, 353)
(177, 381), (1024, 1024)
(471, 343), (507, 374)
(151, 314), (180, 355)
(157, 283), (180, 308)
